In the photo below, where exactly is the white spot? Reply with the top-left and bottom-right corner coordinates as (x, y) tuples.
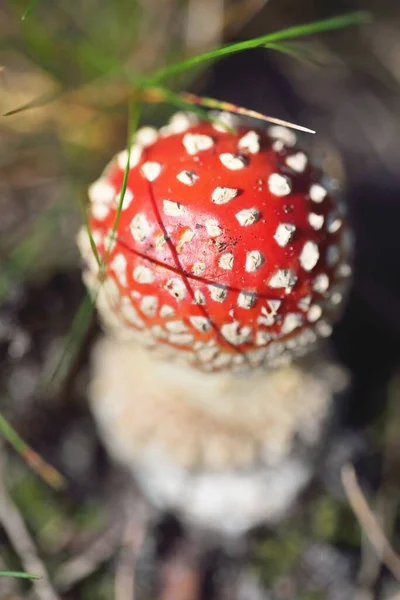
(168, 111), (199, 134)
(169, 333), (194, 345)
(245, 250), (264, 272)
(300, 241), (320, 271)
(197, 345), (218, 363)
(237, 291), (256, 309)
(192, 262), (206, 276)
(313, 274), (330, 293)
(326, 213), (343, 233)
(309, 183), (327, 203)
(117, 145), (143, 169)
(151, 325), (168, 339)
(308, 213), (325, 230)
(221, 321), (251, 345)
(176, 170), (199, 186)
(219, 253), (234, 270)
(208, 284), (228, 303)
(327, 245), (340, 267)
(160, 305), (175, 318)
(165, 320), (188, 333)
(105, 230), (117, 253)
(297, 295), (312, 311)
(140, 296), (158, 317)
(176, 229), (195, 253)
(91, 202), (110, 221)
(266, 300), (281, 317)
(130, 213), (151, 242)
(256, 331), (273, 346)
(134, 126), (158, 147)
(88, 180), (115, 205)
(205, 219), (222, 237)
(235, 208), (260, 227)
(194, 290), (206, 305)
(316, 321), (333, 338)
(190, 316), (211, 332)
(119, 298), (144, 328)
(269, 269), (297, 290)
(213, 353), (233, 368)
(331, 292), (343, 305)
(268, 126), (296, 147)
(211, 187), (239, 205)
(219, 153), (247, 170)
(336, 263), (352, 278)
(307, 305), (322, 323)
(155, 234), (167, 250)
(281, 313), (304, 335)
(285, 152), (308, 173)
(164, 278), (187, 301)
(141, 161), (162, 181)
(274, 223), (296, 247)
(238, 131), (260, 154)
(211, 111), (240, 132)
(118, 188), (134, 210)
(110, 254), (128, 287)
(163, 200), (186, 217)
(133, 265), (154, 284)
(183, 133), (214, 155)
(268, 173), (292, 197)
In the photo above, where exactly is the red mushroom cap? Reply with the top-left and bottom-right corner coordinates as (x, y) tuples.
(77, 111), (352, 371)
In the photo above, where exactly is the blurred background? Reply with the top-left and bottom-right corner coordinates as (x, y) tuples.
(1, 0), (400, 598)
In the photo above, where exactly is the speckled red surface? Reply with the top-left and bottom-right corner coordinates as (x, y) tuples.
(79, 115), (351, 370)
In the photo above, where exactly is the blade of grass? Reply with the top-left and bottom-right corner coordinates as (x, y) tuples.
(149, 11), (371, 82)
(0, 205), (71, 303)
(105, 99), (140, 258)
(180, 91), (315, 133)
(42, 291), (95, 393)
(44, 100), (142, 395)
(264, 41), (325, 65)
(21, 0), (40, 20)
(0, 414), (65, 490)
(0, 570), (41, 580)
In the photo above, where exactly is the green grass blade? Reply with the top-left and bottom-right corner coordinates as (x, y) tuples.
(21, 0), (40, 20)
(150, 11), (371, 82)
(0, 413), (65, 489)
(45, 100), (141, 396)
(43, 291), (95, 393)
(0, 571), (41, 580)
(107, 99), (140, 256)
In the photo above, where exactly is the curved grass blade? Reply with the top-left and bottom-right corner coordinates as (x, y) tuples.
(0, 414), (65, 490)
(45, 101), (141, 396)
(0, 571), (41, 580)
(181, 92), (315, 133)
(21, 0), (40, 20)
(150, 11), (371, 82)
(42, 291), (95, 394)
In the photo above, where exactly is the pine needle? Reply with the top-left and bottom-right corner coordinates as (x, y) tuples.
(0, 414), (65, 490)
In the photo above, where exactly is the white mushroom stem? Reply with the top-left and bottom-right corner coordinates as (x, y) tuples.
(89, 336), (349, 535)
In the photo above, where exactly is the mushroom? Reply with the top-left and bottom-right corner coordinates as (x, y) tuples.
(77, 112), (352, 535)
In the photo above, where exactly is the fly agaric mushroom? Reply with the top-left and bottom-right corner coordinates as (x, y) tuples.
(78, 111), (352, 534)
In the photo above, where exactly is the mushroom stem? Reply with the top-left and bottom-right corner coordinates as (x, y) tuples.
(90, 335), (349, 535)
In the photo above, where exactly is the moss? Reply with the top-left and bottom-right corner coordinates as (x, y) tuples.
(80, 570), (114, 600)
(311, 494), (360, 548)
(311, 496), (340, 542)
(252, 528), (304, 586)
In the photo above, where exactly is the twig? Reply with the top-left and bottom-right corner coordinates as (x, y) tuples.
(0, 446), (61, 600)
(357, 372), (400, 593)
(54, 521), (124, 592)
(114, 510), (147, 600)
(159, 544), (202, 600)
(341, 463), (400, 581)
